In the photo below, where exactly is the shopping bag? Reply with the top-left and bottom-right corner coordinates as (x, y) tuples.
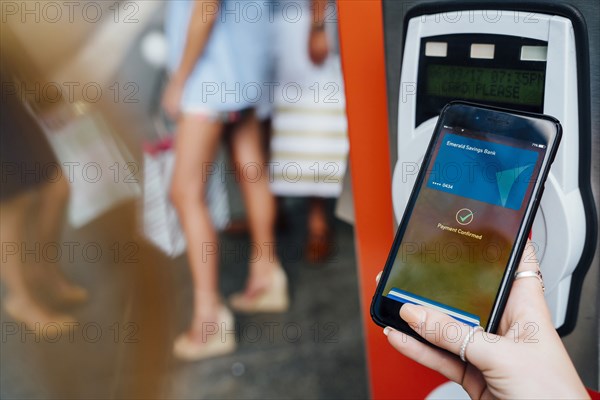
(140, 136), (230, 258)
(140, 138), (185, 257)
(42, 102), (141, 228)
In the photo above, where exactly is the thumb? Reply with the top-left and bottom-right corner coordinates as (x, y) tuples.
(400, 303), (504, 368)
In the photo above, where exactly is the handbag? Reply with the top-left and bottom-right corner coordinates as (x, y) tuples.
(140, 119), (230, 258)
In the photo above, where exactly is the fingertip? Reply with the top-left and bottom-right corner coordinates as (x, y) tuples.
(383, 326), (400, 341)
(375, 271), (382, 284)
(399, 303), (425, 327)
(383, 326), (401, 338)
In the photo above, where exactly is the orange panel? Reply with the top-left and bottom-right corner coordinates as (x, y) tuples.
(337, 1), (447, 398)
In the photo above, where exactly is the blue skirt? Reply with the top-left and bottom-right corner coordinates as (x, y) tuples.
(165, 0), (272, 114)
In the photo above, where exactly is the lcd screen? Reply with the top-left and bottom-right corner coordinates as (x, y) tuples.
(427, 65), (545, 107)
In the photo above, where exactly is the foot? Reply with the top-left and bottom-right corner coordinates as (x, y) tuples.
(229, 264), (289, 314)
(31, 265), (88, 307)
(173, 306), (236, 361)
(44, 280), (89, 307)
(243, 263), (279, 298)
(187, 291), (224, 335)
(3, 295), (77, 336)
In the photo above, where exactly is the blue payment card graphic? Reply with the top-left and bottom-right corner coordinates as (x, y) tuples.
(427, 133), (539, 210)
(388, 288), (481, 327)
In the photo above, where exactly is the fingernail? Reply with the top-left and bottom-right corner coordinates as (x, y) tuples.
(400, 304), (426, 325)
(383, 326), (393, 336)
(375, 272), (382, 283)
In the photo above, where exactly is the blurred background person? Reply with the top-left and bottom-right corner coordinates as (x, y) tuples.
(2, 8), (174, 398)
(270, 0), (349, 263)
(0, 31), (87, 332)
(162, 0), (289, 361)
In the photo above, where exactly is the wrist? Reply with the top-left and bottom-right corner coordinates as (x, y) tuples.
(171, 71), (188, 86)
(311, 20), (326, 32)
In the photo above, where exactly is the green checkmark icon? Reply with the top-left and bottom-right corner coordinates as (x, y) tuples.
(456, 208), (475, 225)
(459, 212), (473, 222)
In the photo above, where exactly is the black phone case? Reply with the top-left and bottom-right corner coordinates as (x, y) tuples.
(371, 101), (562, 341)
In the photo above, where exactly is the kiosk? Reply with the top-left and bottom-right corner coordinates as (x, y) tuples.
(388, 2), (597, 335)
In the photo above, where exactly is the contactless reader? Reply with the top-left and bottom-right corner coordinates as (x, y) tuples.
(391, 4), (596, 333)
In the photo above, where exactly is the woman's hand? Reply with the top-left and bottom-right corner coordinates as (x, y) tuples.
(378, 242), (589, 399)
(308, 26), (329, 66)
(161, 75), (185, 120)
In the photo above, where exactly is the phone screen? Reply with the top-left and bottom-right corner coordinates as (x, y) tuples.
(382, 125), (547, 328)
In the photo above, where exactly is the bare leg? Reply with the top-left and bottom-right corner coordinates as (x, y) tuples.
(1, 192), (36, 302)
(170, 114), (223, 338)
(35, 172), (70, 243)
(306, 197), (332, 263)
(229, 114), (279, 296)
(31, 175), (87, 304)
(308, 197), (328, 237)
(1, 191), (73, 326)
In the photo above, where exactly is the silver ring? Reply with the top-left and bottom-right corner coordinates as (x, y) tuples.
(514, 270), (545, 292)
(459, 326), (483, 363)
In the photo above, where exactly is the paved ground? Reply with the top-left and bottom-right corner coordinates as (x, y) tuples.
(0, 198), (369, 400)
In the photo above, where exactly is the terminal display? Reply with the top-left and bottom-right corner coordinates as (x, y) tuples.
(415, 33), (547, 126)
(427, 65), (545, 107)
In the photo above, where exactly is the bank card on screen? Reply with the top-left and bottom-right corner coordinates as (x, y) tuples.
(427, 133), (539, 210)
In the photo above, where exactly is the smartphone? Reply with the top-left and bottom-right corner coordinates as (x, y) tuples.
(371, 101), (561, 336)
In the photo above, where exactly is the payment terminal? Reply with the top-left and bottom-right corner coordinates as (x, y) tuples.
(390, 3), (596, 333)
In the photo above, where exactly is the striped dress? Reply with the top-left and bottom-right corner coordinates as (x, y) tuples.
(269, 0), (349, 198)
